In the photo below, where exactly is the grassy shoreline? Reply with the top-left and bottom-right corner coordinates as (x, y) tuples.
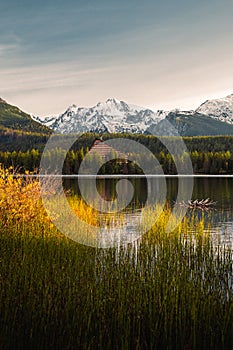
(0, 169), (232, 349)
(0, 220), (232, 349)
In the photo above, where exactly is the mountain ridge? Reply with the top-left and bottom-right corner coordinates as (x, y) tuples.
(196, 93), (233, 124)
(1, 93), (233, 137)
(32, 98), (168, 134)
(0, 99), (51, 152)
(0, 99), (51, 134)
(31, 94), (233, 136)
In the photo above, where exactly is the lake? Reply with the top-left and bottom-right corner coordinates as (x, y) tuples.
(63, 176), (233, 248)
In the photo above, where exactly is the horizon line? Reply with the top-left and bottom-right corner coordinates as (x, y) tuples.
(11, 174), (233, 178)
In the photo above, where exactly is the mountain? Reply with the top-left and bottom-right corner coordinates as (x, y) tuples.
(33, 98), (168, 134)
(33, 94), (233, 136)
(0, 98), (51, 152)
(152, 110), (233, 136)
(196, 93), (233, 124)
(0, 98), (50, 134)
(4, 93), (233, 137)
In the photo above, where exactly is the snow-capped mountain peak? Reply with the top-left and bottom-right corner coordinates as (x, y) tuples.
(196, 93), (233, 124)
(33, 99), (168, 134)
(106, 97), (120, 104)
(31, 93), (233, 134)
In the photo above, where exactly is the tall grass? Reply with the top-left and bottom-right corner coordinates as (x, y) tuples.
(0, 166), (232, 349)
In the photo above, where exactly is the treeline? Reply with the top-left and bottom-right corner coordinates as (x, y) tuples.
(0, 128), (49, 152)
(102, 134), (233, 154)
(2, 130), (233, 154)
(1, 148), (233, 174)
(1, 132), (233, 174)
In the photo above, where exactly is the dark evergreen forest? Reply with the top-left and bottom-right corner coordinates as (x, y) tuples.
(1, 133), (233, 174)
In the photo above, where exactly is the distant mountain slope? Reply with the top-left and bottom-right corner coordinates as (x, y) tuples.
(196, 93), (233, 124)
(151, 111), (233, 136)
(33, 98), (168, 134)
(0, 98), (51, 134)
(0, 98), (51, 152)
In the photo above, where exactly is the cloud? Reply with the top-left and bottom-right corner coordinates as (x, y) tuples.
(0, 61), (113, 91)
(0, 43), (19, 56)
(1, 1), (233, 115)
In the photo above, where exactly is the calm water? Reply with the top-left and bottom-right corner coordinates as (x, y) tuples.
(64, 177), (233, 248)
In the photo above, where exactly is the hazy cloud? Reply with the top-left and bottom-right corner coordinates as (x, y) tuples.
(1, 0), (233, 114)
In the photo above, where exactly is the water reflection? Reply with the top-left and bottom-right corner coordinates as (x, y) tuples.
(63, 177), (233, 248)
(64, 177), (150, 208)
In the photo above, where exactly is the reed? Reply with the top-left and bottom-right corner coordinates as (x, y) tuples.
(0, 167), (232, 349)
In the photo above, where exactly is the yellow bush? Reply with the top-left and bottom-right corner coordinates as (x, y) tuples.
(0, 165), (47, 226)
(0, 165), (99, 229)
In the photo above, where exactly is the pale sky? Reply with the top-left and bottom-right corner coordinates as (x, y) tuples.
(0, 0), (233, 116)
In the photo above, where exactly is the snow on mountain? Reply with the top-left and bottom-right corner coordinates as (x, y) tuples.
(32, 93), (233, 135)
(196, 93), (233, 124)
(33, 98), (168, 134)
(32, 114), (58, 127)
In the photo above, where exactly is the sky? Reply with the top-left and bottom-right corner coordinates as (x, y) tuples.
(0, 0), (233, 116)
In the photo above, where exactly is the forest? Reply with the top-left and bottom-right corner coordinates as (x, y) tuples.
(1, 133), (233, 174)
